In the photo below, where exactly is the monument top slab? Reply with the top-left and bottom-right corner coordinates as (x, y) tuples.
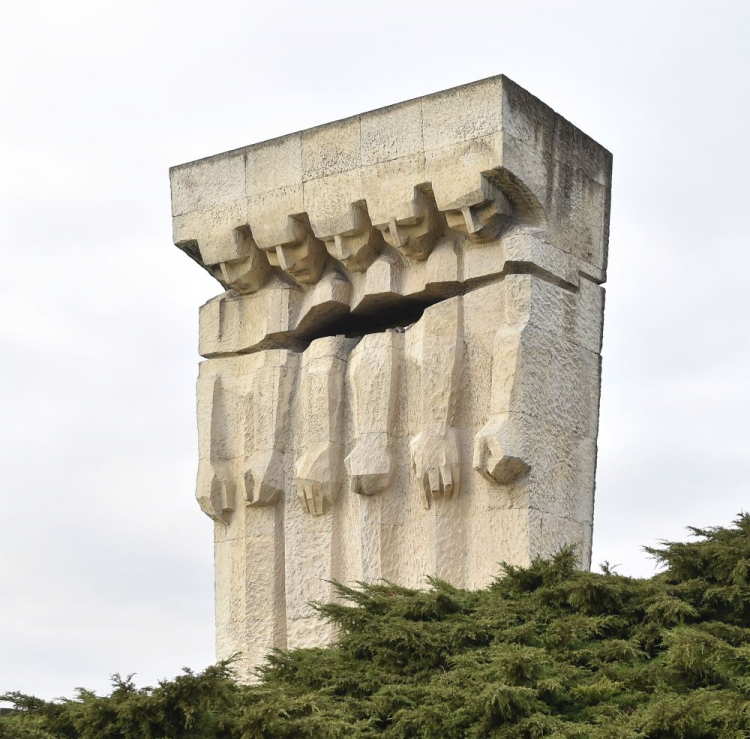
(170, 76), (611, 287)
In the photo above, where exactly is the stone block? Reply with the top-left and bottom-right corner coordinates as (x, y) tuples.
(170, 151), (245, 216)
(302, 117), (361, 181)
(361, 99), (423, 166)
(421, 77), (503, 151)
(245, 134), (302, 196)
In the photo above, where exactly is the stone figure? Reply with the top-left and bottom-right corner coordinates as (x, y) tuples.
(170, 75), (612, 678)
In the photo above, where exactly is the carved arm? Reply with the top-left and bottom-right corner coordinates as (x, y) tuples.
(410, 297), (464, 509)
(345, 331), (403, 496)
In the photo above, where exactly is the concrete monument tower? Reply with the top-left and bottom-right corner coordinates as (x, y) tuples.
(169, 76), (612, 678)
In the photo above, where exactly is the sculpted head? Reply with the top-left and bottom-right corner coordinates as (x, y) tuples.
(267, 232), (328, 284)
(376, 190), (439, 261)
(218, 252), (270, 294)
(320, 203), (380, 272)
(325, 230), (380, 272)
(444, 189), (513, 244)
(214, 227), (271, 294)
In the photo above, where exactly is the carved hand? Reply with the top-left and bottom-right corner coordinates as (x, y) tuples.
(410, 425), (460, 509)
(243, 449), (285, 506)
(345, 432), (394, 497)
(295, 442), (343, 516)
(473, 416), (530, 485)
(195, 460), (236, 523)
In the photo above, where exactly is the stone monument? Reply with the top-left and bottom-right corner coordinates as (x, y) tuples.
(169, 76), (612, 678)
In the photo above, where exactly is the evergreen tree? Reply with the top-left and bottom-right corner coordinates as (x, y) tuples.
(3, 514), (749, 738)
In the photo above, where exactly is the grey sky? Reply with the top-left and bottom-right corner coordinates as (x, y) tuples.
(1, 0), (748, 700)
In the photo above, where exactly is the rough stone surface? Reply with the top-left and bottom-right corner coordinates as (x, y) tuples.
(170, 75), (612, 679)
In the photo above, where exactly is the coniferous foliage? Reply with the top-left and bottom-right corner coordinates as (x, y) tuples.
(2, 515), (750, 738)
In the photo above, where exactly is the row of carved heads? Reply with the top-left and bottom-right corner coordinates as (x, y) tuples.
(174, 177), (525, 294)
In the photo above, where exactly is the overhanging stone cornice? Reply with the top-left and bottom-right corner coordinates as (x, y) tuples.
(170, 76), (612, 304)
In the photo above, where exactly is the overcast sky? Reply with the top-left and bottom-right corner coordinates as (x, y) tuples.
(1, 0), (748, 701)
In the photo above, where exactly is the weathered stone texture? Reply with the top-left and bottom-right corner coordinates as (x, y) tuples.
(170, 75), (612, 679)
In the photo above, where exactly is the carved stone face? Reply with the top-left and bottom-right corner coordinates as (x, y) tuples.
(444, 198), (511, 244)
(374, 190), (442, 261)
(216, 229), (272, 294)
(326, 229), (380, 272)
(267, 234), (328, 284)
(318, 203), (380, 273)
(218, 251), (270, 294)
(378, 215), (437, 260)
